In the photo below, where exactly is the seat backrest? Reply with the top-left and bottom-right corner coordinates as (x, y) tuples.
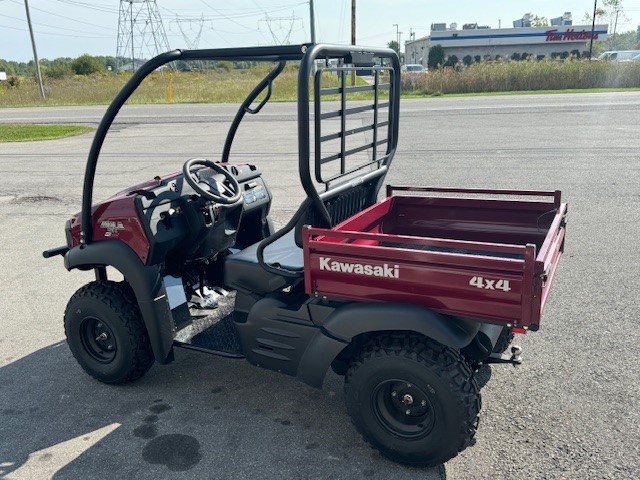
(293, 176), (380, 246)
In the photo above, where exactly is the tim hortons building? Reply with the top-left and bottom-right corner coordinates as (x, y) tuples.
(405, 24), (609, 65)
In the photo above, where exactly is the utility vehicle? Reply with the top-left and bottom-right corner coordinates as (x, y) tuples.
(44, 44), (567, 467)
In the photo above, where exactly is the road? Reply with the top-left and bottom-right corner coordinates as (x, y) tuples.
(0, 93), (639, 479)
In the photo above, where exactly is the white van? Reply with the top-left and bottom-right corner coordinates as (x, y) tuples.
(597, 50), (640, 62)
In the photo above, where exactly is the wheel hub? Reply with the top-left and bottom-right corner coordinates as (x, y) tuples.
(373, 379), (436, 438)
(80, 317), (117, 363)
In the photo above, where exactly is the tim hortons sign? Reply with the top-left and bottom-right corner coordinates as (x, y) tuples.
(545, 28), (599, 42)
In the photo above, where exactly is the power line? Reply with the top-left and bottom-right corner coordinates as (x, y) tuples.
(7, 0), (114, 30)
(200, 0), (254, 31)
(197, 1), (306, 23)
(0, 22), (111, 38)
(0, 12), (112, 36)
(54, 0), (119, 14)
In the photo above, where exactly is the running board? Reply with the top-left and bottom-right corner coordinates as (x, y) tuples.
(173, 340), (244, 359)
(173, 291), (245, 359)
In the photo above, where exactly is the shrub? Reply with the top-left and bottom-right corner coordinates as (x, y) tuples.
(399, 60), (640, 95)
(45, 62), (73, 79)
(7, 76), (22, 88)
(444, 55), (459, 67)
(71, 55), (105, 76)
(462, 55), (473, 67)
(427, 45), (445, 69)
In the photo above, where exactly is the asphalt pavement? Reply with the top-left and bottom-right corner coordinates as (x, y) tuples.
(0, 93), (638, 479)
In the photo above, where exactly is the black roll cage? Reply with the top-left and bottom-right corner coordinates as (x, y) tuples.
(80, 43), (401, 252)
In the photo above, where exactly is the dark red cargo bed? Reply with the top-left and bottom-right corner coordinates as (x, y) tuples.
(303, 187), (567, 330)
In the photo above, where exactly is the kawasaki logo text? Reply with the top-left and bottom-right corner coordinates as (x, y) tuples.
(319, 257), (399, 278)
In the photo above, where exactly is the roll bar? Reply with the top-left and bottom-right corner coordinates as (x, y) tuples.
(79, 43), (400, 248)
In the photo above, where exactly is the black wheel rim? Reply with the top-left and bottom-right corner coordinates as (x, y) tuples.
(372, 379), (436, 439)
(79, 317), (117, 363)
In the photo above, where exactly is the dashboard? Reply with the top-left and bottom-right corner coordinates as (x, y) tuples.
(135, 163), (272, 265)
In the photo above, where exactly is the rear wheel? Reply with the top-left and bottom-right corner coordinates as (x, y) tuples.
(64, 281), (154, 384)
(344, 334), (480, 467)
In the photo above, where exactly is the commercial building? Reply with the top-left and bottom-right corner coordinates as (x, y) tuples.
(405, 18), (608, 66)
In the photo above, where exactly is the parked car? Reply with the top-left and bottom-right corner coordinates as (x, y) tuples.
(597, 50), (640, 61)
(402, 63), (426, 73)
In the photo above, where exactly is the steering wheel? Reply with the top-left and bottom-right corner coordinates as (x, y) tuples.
(183, 158), (242, 205)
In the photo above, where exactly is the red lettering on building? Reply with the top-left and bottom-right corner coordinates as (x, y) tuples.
(546, 28), (599, 42)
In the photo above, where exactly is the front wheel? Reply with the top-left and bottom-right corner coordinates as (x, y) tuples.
(344, 334), (480, 467)
(64, 281), (154, 384)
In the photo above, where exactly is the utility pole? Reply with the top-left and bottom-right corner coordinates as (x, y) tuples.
(309, 0), (316, 44)
(613, 9), (620, 37)
(589, 0), (597, 60)
(393, 23), (399, 51)
(351, 0), (355, 46)
(24, 0), (45, 100)
(351, 0), (355, 85)
(130, 0), (135, 71)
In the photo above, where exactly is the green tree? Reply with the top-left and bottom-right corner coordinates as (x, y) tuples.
(427, 45), (445, 69)
(45, 59), (73, 79)
(532, 15), (549, 27)
(71, 54), (105, 75)
(583, 0), (627, 33)
(387, 40), (400, 55)
(607, 29), (639, 49)
(0, 59), (16, 76)
(462, 55), (473, 66)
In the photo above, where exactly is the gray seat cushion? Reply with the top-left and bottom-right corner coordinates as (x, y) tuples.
(224, 230), (303, 294)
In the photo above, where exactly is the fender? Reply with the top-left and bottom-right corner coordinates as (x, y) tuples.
(296, 302), (480, 388)
(64, 241), (175, 364)
(322, 303), (480, 348)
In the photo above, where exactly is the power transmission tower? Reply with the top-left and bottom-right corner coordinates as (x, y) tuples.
(170, 15), (207, 50)
(116, 0), (171, 72)
(259, 13), (301, 45)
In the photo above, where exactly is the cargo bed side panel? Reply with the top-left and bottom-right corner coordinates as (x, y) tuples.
(306, 239), (530, 326)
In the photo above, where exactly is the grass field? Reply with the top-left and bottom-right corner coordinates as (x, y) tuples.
(1, 60), (639, 107)
(0, 66), (359, 107)
(0, 124), (94, 142)
(401, 60), (640, 95)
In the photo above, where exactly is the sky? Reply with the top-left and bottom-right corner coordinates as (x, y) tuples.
(1, 0), (640, 62)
